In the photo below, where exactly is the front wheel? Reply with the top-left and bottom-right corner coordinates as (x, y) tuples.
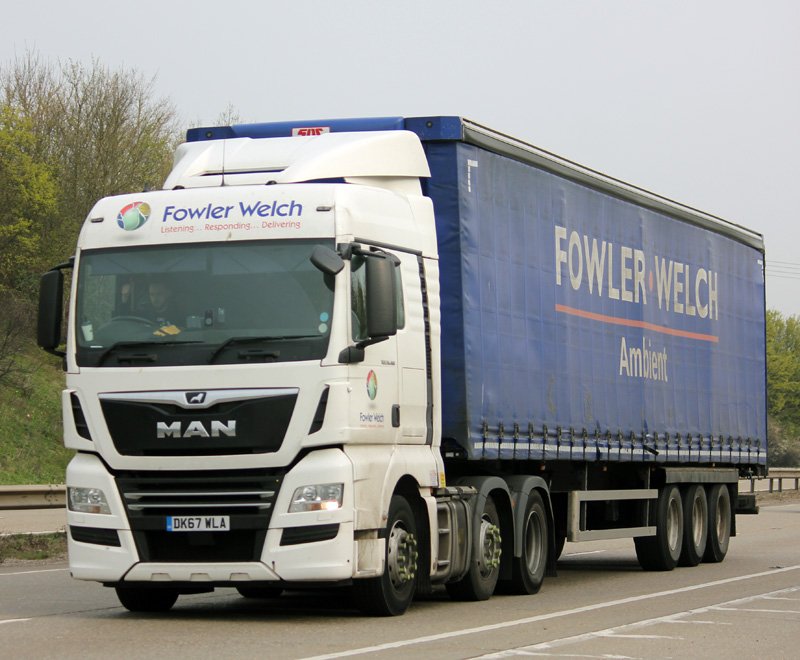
(354, 495), (419, 616)
(446, 495), (502, 601)
(116, 586), (179, 612)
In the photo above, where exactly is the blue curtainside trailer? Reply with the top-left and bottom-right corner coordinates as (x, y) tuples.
(414, 119), (767, 469)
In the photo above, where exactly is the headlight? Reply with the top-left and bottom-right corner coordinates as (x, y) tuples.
(289, 483), (343, 513)
(68, 487), (111, 514)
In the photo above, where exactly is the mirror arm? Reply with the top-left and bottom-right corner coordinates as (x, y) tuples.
(337, 336), (389, 364)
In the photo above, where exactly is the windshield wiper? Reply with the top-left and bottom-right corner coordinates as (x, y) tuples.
(208, 335), (319, 364)
(96, 340), (202, 366)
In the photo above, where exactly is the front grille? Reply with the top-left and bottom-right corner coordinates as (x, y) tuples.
(101, 391), (297, 456)
(116, 470), (282, 562)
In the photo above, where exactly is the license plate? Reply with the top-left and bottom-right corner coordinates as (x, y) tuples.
(166, 515), (230, 532)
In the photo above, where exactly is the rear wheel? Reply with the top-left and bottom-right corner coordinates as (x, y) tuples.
(679, 484), (708, 567)
(446, 495), (502, 601)
(508, 490), (548, 594)
(704, 484), (732, 563)
(354, 495), (419, 616)
(116, 586), (179, 612)
(635, 485), (683, 571)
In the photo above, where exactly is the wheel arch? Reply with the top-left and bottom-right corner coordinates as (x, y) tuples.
(390, 474), (432, 591)
(448, 475), (514, 581)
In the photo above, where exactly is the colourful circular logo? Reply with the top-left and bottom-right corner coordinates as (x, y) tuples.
(366, 370), (378, 400)
(117, 202), (151, 231)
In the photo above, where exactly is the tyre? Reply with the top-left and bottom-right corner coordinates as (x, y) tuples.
(679, 484), (708, 567)
(236, 586), (283, 599)
(704, 484), (732, 563)
(508, 490), (548, 594)
(635, 485), (683, 571)
(446, 495), (502, 601)
(116, 586), (179, 612)
(354, 495), (419, 616)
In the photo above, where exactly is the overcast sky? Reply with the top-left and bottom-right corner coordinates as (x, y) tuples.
(3, 1), (798, 316)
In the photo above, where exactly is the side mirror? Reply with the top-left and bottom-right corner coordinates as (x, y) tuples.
(37, 269), (65, 355)
(365, 255), (398, 338)
(338, 250), (399, 364)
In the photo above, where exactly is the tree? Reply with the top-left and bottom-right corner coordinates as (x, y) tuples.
(766, 309), (800, 466)
(1, 53), (181, 270)
(0, 103), (57, 296)
(766, 309), (800, 424)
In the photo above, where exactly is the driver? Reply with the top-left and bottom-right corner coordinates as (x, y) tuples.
(140, 280), (181, 332)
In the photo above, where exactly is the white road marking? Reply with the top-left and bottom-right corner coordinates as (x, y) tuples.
(299, 566), (800, 660)
(0, 619), (31, 626)
(712, 607), (800, 614)
(599, 634), (680, 640)
(476, 586), (800, 658)
(563, 550), (607, 558)
(0, 568), (68, 577)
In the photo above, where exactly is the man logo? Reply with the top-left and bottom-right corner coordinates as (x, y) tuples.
(186, 392), (207, 405)
(157, 420), (237, 439)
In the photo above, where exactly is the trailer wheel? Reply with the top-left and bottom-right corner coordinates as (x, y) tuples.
(634, 485), (683, 571)
(703, 484), (731, 563)
(116, 586), (179, 612)
(446, 495), (502, 601)
(508, 490), (548, 594)
(236, 586), (283, 599)
(355, 495), (418, 616)
(678, 484), (708, 567)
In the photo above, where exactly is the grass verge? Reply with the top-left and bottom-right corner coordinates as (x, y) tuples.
(0, 343), (71, 485)
(0, 532), (67, 563)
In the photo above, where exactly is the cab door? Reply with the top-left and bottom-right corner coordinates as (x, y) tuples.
(346, 246), (430, 445)
(347, 247), (399, 444)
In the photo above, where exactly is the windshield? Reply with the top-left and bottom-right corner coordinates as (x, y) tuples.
(75, 240), (335, 367)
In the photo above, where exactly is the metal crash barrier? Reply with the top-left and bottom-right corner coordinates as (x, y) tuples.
(0, 485), (66, 510)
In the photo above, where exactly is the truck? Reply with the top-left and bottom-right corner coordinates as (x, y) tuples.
(37, 116), (767, 616)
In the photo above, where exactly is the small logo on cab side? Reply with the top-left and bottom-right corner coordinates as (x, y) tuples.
(366, 370), (378, 400)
